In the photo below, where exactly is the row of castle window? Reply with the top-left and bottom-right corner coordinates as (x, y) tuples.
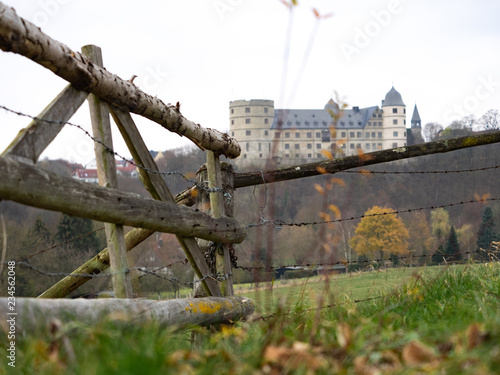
(230, 107), (270, 114)
(240, 130), (404, 139)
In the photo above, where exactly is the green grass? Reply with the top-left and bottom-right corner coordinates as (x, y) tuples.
(2, 262), (500, 374)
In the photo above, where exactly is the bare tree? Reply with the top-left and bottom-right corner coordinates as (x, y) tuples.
(479, 109), (500, 130)
(423, 122), (443, 142)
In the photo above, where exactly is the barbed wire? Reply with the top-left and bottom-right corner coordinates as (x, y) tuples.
(0, 104), (222, 194)
(246, 197), (500, 229)
(235, 248), (493, 273)
(338, 165), (500, 175)
(253, 296), (384, 322)
(2, 260), (228, 286)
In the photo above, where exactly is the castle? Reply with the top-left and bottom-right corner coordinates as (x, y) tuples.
(229, 87), (422, 168)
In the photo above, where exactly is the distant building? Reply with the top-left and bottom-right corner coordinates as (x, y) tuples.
(229, 87), (414, 167)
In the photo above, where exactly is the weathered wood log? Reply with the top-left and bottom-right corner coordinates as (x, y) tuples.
(38, 228), (153, 298)
(0, 3), (240, 159)
(0, 296), (255, 332)
(84, 44), (133, 299)
(0, 155), (246, 243)
(1, 84), (88, 163)
(233, 131), (500, 188)
(110, 107), (221, 297)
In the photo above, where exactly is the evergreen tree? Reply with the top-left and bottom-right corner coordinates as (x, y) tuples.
(444, 225), (461, 262)
(432, 245), (445, 264)
(55, 214), (99, 255)
(476, 207), (497, 261)
(32, 216), (51, 245)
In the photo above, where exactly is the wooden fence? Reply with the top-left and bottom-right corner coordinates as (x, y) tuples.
(2, 2), (500, 329)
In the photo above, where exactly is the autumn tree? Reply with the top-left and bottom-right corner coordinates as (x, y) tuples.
(349, 206), (409, 260)
(423, 122), (443, 142)
(430, 208), (450, 245)
(407, 211), (433, 264)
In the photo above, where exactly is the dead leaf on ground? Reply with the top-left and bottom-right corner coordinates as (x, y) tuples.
(402, 341), (436, 366)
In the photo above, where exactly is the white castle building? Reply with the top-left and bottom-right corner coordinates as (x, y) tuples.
(229, 87), (420, 168)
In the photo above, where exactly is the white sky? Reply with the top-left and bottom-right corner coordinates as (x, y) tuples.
(1, 0), (499, 164)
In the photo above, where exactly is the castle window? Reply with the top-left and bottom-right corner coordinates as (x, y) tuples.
(306, 132), (312, 138)
(358, 122), (362, 125)
(379, 122), (382, 126)
(404, 120), (406, 125)
(231, 132), (234, 136)
(295, 132), (300, 138)
(285, 144), (290, 150)
(340, 121), (345, 126)
(295, 154), (299, 158)
(296, 121), (301, 126)
(314, 121), (319, 126)
(285, 132), (290, 138)
(316, 132), (321, 138)
(404, 109), (406, 114)
(366, 143), (371, 149)
(350, 144), (354, 149)
(322, 121), (327, 126)
(372, 143), (376, 149)
(349, 121), (354, 126)
(404, 131), (407, 137)
(287, 121), (292, 126)
(275, 132), (280, 138)
(378, 143), (382, 149)
(243, 154), (247, 158)
(245, 118), (251, 124)
(305, 121), (310, 126)
(393, 142), (398, 148)
(371, 132), (376, 138)
(308, 153), (312, 158)
(321, 130), (331, 142)
(264, 118), (269, 124)
(246, 143), (249, 151)
(264, 130), (269, 136)
(264, 107), (269, 113)
(231, 120), (234, 125)
(350, 132), (355, 138)
(259, 143), (261, 151)
(245, 107), (250, 113)
(378, 132), (382, 138)
(246, 130), (251, 136)
(393, 131), (398, 137)
(317, 153), (321, 158)
(231, 109), (234, 114)
(378, 114), (382, 118)
(365, 132), (370, 138)
(357, 143), (361, 149)
(393, 108), (397, 114)
(316, 144), (321, 149)
(357, 132), (362, 138)
(259, 154), (262, 158)
(307, 144), (312, 149)
(393, 119), (398, 125)
(295, 144), (300, 149)
(341, 131), (346, 137)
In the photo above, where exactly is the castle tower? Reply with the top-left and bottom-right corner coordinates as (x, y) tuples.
(381, 87), (407, 149)
(229, 99), (275, 167)
(411, 104), (421, 128)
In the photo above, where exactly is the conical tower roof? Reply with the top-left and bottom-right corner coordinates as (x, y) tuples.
(411, 104), (421, 122)
(382, 86), (405, 107)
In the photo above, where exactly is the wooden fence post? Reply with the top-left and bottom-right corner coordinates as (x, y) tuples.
(201, 153), (235, 296)
(82, 44), (132, 299)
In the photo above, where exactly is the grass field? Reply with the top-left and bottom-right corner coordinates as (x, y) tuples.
(2, 262), (500, 374)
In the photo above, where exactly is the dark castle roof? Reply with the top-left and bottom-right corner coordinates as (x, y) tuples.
(411, 104), (421, 122)
(271, 101), (379, 131)
(382, 87), (405, 107)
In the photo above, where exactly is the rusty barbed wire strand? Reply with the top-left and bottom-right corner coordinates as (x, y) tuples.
(0, 105), (222, 193)
(246, 197), (500, 229)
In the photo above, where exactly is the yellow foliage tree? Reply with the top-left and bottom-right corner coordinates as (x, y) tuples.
(349, 206), (409, 260)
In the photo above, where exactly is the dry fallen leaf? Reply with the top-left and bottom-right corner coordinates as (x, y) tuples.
(402, 341), (435, 366)
(467, 323), (485, 349)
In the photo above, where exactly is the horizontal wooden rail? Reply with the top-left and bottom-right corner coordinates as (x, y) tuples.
(0, 3), (240, 159)
(0, 155), (246, 243)
(233, 131), (500, 188)
(0, 296), (255, 331)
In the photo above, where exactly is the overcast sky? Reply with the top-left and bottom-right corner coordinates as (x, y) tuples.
(1, 0), (499, 165)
